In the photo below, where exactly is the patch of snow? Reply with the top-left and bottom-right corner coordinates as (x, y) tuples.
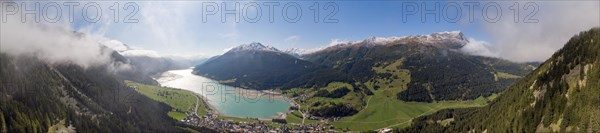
(318, 31), (470, 51)
(363, 36), (408, 45)
(102, 40), (131, 52)
(283, 48), (313, 57)
(227, 42), (281, 53)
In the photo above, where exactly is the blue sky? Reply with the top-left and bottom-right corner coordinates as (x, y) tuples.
(63, 1), (599, 62)
(69, 1), (485, 55)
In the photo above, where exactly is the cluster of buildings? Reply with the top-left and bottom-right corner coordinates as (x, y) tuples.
(288, 122), (336, 132)
(181, 114), (273, 132)
(181, 113), (342, 132)
(178, 93), (346, 132)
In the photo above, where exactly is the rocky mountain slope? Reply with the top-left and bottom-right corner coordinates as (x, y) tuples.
(401, 28), (600, 132)
(193, 42), (353, 90)
(302, 31), (536, 102)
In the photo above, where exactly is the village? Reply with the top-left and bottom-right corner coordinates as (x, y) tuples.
(180, 112), (339, 132)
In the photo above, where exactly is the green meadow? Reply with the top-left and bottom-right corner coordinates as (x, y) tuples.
(126, 80), (208, 120)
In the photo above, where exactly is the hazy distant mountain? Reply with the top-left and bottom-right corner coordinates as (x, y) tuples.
(105, 47), (160, 85)
(102, 40), (187, 75)
(402, 28), (600, 133)
(165, 55), (209, 67)
(302, 31), (536, 102)
(193, 42), (353, 90)
(126, 56), (186, 74)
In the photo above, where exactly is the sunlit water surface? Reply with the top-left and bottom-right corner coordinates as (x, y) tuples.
(156, 69), (291, 118)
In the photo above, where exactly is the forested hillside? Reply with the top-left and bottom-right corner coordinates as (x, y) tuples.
(401, 28), (600, 132)
(303, 41), (535, 102)
(0, 53), (212, 132)
(193, 43), (353, 90)
(194, 33), (537, 119)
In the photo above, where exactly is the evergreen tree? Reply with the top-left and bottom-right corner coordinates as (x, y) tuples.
(1, 112), (6, 133)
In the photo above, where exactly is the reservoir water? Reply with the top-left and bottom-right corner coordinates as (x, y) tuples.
(156, 69), (291, 119)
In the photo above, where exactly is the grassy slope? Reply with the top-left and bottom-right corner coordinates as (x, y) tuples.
(368, 58), (411, 98)
(330, 89), (490, 131)
(308, 82), (364, 109)
(493, 72), (522, 81)
(125, 80), (208, 120)
(284, 58), (494, 131)
(287, 82), (366, 117)
(289, 60), (411, 115)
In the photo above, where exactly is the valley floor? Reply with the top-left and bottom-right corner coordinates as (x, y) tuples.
(284, 80), (498, 131)
(127, 79), (497, 132)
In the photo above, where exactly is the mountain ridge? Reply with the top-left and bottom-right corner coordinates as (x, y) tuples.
(226, 42), (281, 53)
(301, 33), (535, 102)
(309, 31), (470, 56)
(193, 43), (353, 90)
(401, 27), (600, 132)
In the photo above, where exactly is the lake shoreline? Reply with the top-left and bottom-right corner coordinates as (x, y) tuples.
(156, 70), (293, 121)
(234, 88), (291, 120)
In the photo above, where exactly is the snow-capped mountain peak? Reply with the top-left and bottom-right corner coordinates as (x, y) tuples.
(363, 36), (407, 45)
(227, 42), (281, 53)
(418, 30), (469, 48)
(333, 31), (469, 49)
(283, 48), (314, 58)
(428, 30), (467, 42)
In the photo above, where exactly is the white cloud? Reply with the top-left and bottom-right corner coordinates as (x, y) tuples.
(139, 2), (188, 47)
(102, 40), (130, 52)
(219, 33), (239, 39)
(481, 1), (599, 62)
(285, 35), (301, 42)
(0, 15), (130, 72)
(121, 50), (162, 58)
(100, 39), (163, 58)
(101, 2), (211, 56)
(460, 38), (498, 57)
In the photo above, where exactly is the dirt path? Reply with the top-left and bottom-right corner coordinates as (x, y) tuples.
(193, 95), (200, 117)
(361, 96), (373, 112)
(301, 110), (305, 124)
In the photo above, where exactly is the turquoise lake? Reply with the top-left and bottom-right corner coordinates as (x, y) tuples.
(156, 69), (291, 119)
